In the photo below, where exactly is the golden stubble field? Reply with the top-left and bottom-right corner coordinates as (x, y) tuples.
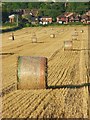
(1, 26), (89, 118)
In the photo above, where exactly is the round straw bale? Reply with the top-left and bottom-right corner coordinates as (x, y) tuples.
(64, 40), (73, 50)
(80, 30), (84, 33)
(17, 56), (48, 89)
(31, 37), (37, 43)
(50, 34), (55, 38)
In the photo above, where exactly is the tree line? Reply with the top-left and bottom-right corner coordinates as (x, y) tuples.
(2, 2), (90, 23)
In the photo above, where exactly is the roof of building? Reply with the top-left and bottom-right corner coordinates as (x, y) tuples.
(81, 14), (88, 19)
(64, 12), (74, 17)
(9, 14), (15, 18)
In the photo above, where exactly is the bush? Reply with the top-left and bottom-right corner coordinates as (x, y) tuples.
(2, 22), (17, 27)
(25, 23), (30, 27)
(68, 22), (83, 25)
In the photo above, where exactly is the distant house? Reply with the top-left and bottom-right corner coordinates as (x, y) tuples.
(65, 12), (81, 22)
(57, 13), (74, 24)
(86, 11), (90, 24)
(64, 12), (74, 23)
(57, 15), (68, 24)
(81, 11), (90, 24)
(57, 12), (81, 24)
(30, 16), (39, 24)
(40, 16), (53, 25)
(74, 15), (81, 22)
(81, 14), (89, 24)
(9, 14), (15, 23)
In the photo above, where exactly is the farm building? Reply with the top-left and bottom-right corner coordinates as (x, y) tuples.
(74, 15), (81, 22)
(64, 12), (81, 22)
(57, 12), (81, 24)
(30, 16), (39, 24)
(9, 14), (15, 23)
(80, 11), (90, 24)
(81, 14), (90, 24)
(86, 11), (90, 24)
(39, 16), (53, 25)
(57, 15), (68, 24)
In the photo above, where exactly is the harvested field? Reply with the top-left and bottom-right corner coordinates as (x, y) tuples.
(1, 26), (89, 118)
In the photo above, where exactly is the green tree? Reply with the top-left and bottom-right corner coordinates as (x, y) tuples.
(66, 2), (89, 14)
(28, 2), (41, 9)
(2, 2), (89, 23)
